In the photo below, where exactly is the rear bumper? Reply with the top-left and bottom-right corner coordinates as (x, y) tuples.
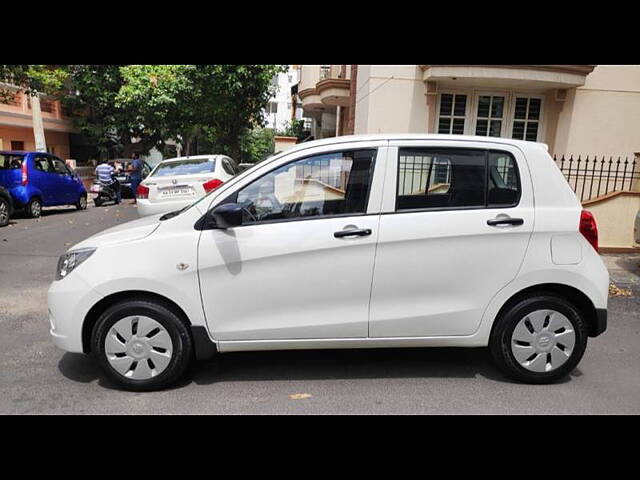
(590, 308), (607, 337)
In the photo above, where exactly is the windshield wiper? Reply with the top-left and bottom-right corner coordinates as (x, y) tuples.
(159, 205), (189, 221)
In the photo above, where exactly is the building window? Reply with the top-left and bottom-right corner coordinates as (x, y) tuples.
(511, 96), (542, 141)
(266, 102), (278, 114)
(437, 93), (467, 135)
(474, 95), (505, 137)
(11, 141), (24, 150)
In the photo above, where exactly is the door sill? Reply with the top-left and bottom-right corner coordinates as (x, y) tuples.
(217, 335), (484, 353)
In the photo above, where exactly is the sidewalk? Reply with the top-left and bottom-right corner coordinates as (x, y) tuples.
(603, 254), (640, 292)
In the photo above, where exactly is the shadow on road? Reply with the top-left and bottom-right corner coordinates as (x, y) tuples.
(58, 347), (578, 391)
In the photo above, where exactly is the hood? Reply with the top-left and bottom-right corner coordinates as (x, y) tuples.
(70, 213), (163, 251)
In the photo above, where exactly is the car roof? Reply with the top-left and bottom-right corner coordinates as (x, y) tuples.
(272, 134), (549, 157)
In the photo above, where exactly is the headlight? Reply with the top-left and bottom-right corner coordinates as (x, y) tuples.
(55, 248), (96, 280)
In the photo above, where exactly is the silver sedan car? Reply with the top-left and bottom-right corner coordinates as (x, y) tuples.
(635, 209), (640, 245)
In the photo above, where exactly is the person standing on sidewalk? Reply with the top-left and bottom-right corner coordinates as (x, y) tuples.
(127, 153), (143, 204)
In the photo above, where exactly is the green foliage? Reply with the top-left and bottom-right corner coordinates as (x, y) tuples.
(275, 119), (309, 142)
(238, 128), (276, 163)
(0, 65), (67, 102)
(1, 64), (288, 161)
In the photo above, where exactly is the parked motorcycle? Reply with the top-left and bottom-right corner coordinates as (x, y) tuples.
(91, 177), (121, 207)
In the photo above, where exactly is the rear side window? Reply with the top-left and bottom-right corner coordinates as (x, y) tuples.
(0, 154), (23, 170)
(396, 148), (520, 211)
(488, 151), (520, 207)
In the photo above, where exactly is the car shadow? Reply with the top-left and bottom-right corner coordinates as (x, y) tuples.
(58, 347), (578, 392)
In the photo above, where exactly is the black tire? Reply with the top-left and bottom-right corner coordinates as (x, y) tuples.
(91, 298), (193, 391)
(0, 197), (11, 227)
(0, 197), (10, 227)
(26, 197), (42, 218)
(94, 198), (102, 207)
(489, 294), (588, 384)
(76, 194), (87, 210)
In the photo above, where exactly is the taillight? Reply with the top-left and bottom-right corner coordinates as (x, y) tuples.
(202, 178), (223, 193)
(580, 210), (599, 252)
(136, 184), (149, 199)
(21, 161), (28, 186)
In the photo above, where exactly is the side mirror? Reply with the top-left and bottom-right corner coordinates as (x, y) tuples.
(209, 203), (243, 229)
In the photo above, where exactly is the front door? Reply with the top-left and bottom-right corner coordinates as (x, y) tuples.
(198, 146), (383, 341)
(369, 141), (534, 337)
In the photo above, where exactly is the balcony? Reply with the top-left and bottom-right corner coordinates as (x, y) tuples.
(298, 65), (351, 113)
(420, 65), (596, 90)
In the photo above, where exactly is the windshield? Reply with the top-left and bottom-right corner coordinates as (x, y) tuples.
(151, 159), (216, 177)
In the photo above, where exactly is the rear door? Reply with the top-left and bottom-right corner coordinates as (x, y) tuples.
(369, 140), (534, 337)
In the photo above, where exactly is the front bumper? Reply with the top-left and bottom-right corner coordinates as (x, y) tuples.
(48, 271), (104, 353)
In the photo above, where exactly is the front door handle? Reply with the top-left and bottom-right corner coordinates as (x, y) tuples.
(334, 228), (372, 238)
(487, 216), (524, 227)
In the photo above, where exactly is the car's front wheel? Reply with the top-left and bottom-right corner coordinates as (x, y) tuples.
(76, 194), (87, 210)
(489, 294), (588, 384)
(92, 298), (193, 391)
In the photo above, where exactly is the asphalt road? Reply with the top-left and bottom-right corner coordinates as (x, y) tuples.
(1, 202), (639, 414)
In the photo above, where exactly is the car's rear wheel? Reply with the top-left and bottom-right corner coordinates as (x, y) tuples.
(76, 194), (87, 210)
(489, 294), (588, 384)
(27, 197), (42, 218)
(92, 298), (193, 391)
(0, 197), (10, 227)
(94, 197), (102, 207)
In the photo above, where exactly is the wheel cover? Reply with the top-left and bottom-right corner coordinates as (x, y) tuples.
(0, 200), (8, 223)
(31, 200), (41, 217)
(510, 309), (576, 373)
(79, 196), (87, 208)
(105, 316), (173, 380)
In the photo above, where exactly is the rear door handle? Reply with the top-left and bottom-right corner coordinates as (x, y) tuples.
(334, 228), (372, 238)
(487, 216), (524, 226)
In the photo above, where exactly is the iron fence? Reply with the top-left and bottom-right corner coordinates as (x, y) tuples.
(555, 154), (639, 202)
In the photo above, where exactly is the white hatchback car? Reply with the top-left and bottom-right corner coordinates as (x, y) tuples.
(48, 134), (609, 391)
(136, 155), (239, 217)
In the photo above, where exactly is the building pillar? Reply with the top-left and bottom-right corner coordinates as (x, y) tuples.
(30, 94), (47, 152)
(425, 81), (438, 134)
(346, 65), (358, 135)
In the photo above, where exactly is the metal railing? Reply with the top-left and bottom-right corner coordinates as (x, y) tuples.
(555, 154), (639, 202)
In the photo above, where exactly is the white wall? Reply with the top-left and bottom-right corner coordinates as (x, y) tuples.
(554, 65), (640, 158)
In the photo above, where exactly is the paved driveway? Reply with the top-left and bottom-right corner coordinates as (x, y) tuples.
(1, 203), (639, 414)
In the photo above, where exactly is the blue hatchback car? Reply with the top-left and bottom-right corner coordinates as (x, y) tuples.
(0, 151), (87, 218)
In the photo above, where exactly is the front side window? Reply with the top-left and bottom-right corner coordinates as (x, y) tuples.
(152, 159), (216, 177)
(34, 156), (52, 172)
(236, 149), (376, 224)
(51, 157), (69, 175)
(437, 93), (467, 134)
(397, 148), (485, 210)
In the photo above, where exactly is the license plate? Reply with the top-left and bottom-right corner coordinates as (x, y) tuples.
(159, 186), (194, 197)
